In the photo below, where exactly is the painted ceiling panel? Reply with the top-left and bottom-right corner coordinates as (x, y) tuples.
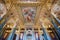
(21, 7), (36, 24)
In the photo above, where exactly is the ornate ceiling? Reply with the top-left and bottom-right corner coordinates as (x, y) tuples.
(0, 0), (59, 29)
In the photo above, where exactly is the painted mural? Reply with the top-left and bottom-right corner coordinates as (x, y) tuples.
(22, 7), (36, 23)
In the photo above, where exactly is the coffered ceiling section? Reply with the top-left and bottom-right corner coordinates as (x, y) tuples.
(12, 0), (47, 7)
(20, 0), (37, 2)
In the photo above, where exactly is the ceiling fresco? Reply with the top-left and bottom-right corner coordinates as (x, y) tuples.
(21, 7), (36, 23)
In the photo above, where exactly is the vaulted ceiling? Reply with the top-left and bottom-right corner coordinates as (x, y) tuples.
(0, 0), (59, 28)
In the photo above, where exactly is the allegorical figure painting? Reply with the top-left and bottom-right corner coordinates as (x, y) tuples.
(22, 7), (36, 23)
